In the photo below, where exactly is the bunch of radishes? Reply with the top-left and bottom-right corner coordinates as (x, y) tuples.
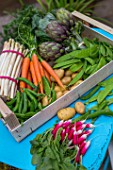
(52, 119), (94, 163)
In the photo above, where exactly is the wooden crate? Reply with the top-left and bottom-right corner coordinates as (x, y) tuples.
(1, 12), (113, 142)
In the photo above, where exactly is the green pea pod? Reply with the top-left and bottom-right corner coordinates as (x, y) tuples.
(98, 100), (108, 110)
(24, 89), (38, 109)
(54, 59), (80, 69)
(22, 92), (28, 114)
(17, 77), (38, 90)
(42, 77), (51, 98)
(90, 49), (99, 58)
(89, 105), (98, 111)
(107, 98), (113, 105)
(97, 84), (113, 104)
(61, 63), (73, 69)
(100, 45), (106, 56)
(83, 38), (92, 47)
(86, 64), (97, 75)
(30, 101), (35, 112)
(85, 93), (98, 104)
(81, 85), (100, 100)
(97, 57), (107, 69)
(50, 90), (56, 104)
(18, 93), (24, 113)
(37, 102), (42, 111)
(69, 63), (83, 72)
(68, 61), (87, 86)
(13, 91), (21, 112)
(6, 98), (16, 106)
(85, 57), (95, 65)
(99, 77), (113, 87)
(15, 112), (36, 119)
(106, 56), (112, 62)
(106, 46), (113, 58)
(55, 46), (97, 63)
(23, 88), (44, 98)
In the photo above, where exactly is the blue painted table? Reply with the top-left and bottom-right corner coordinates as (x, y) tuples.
(0, 29), (113, 170)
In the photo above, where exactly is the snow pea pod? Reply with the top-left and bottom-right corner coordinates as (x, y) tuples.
(81, 85), (100, 100)
(23, 88), (44, 98)
(85, 57), (95, 65)
(85, 93), (98, 104)
(42, 77), (51, 98)
(68, 61), (87, 86)
(24, 89), (37, 109)
(55, 46), (97, 63)
(17, 77), (37, 90)
(18, 93), (24, 113)
(6, 98), (16, 106)
(54, 59), (80, 69)
(69, 63), (83, 72)
(13, 91), (21, 112)
(99, 77), (113, 86)
(22, 92), (28, 114)
(97, 84), (113, 104)
(100, 45), (106, 56)
(15, 112), (36, 119)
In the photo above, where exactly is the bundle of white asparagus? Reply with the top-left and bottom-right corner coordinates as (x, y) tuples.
(0, 39), (29, 99)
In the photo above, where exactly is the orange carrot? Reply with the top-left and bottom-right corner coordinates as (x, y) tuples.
(20, 57), (30, 91)
(32, 54), (43, 93)
(44, 68), (51, 85)
(38, 61), (45, 77)
(30, 61), (38, 86)
(27, 71), (32, 90)
(39, 58), (65, 89)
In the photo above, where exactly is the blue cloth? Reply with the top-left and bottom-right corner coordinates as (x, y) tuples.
(0, 29), (113, 170)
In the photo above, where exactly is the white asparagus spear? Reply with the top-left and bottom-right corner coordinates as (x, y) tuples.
(0, 39), (14, 96)
(0, 41), (10, 74)
(9, 44), (24, 88)
(0, 41), (9, 73)
(11, 49), (29, 98)
(4, 42), (19, 96)
(10, 45), (24, 98)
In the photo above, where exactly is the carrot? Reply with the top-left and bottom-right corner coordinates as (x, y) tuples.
(39, 57), (65, 89)
(32, 54), (43, 93)
(38, 61), (45, 77)
(20, 57), (30, 91)
(44, 68), (51, 85)
(30, 61), (38, 86)
(27, 71), (32, 90)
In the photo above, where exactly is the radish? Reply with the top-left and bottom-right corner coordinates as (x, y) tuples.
(75, 120), (86, 127)
(81, 141), (91, 155)
(61, 129), (66, 142)
(62, 119), (72, 128)
(82, 129), (93, 136)
(86, 123), (95, 128)
(78, 134), (87, 144)
(79, 140), (86, 150)
(75, 146), (80, 163)
(73, 131), (78, 145)
(68, 126), (75, 140)
(65, 126), (70, 134)
(52, 120), (64, 136)
(76, 124), (86, 131)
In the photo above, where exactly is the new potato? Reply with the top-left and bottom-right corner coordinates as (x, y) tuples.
(75, 102), (85, 114)
(57, 107), (76, 120)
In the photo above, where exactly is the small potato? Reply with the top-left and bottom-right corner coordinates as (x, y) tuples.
(65, 70), (73, 76)
(61, 76), (71, 85)
(75, 80), (83, 86)
(56, 91), (63, 99)
(57, 107), (76, 120)
(42, 96), (49, 107)
(69, 84), (77, 90)
(75, 102), (85, 114)
(63, 90), (69, 95)
(54, 85), (61, 92)
(72, 73), (78, 79)
(50, 69), (64, 81)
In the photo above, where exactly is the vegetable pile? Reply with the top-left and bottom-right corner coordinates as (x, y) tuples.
(0, 5), (113, 124)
